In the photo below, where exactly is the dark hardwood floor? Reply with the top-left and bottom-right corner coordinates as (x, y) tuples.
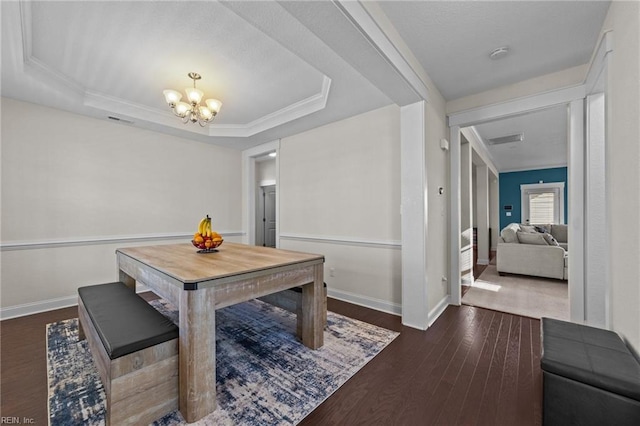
(1, 295), (541, 425)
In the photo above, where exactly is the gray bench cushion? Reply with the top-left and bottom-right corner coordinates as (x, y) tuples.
(541, 317), (640, 402)
(78, 282), (178, 359)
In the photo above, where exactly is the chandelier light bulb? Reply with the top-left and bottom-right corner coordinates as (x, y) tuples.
(163, 72), (221, 126)
(185, 87), (204, 105)
(174, 101), (191, 117)
(162, 89), (182, 106)
(199, 106), (213, 120)
(206, 98), (222, 114)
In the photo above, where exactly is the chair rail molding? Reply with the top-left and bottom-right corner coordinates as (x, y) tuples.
(0, 231), (245, 251)
(279, 233), (401, 249)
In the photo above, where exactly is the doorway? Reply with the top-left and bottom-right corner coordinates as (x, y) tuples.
(242, 140), (279, 247)
(449, 93), (583, 321)
(258, 184), (276, 247)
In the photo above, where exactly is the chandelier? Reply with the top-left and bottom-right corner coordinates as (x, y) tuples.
(163, 72), (222, 126)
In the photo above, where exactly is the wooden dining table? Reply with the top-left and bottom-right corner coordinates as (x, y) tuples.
(115, 242), (325, 423)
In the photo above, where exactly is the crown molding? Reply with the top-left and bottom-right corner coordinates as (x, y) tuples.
(16, 0), (332, 139)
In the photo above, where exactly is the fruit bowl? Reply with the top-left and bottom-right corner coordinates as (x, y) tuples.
(191, 238), (223, 253)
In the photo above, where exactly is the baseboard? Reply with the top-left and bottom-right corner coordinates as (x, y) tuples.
(477, 258), (490, 265)
(0, 286), (152, 320)
(0, 295), (78, 320)
(327, 288), (402, 316)
(428, 295), (451, 327)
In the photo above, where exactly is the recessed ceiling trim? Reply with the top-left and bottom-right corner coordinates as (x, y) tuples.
(16, 0), (332, 139)
(208, 76), (332, 137)
(19, 0), (84, 97)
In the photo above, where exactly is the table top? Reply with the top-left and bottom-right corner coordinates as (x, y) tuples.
(117, 242), (324, 285)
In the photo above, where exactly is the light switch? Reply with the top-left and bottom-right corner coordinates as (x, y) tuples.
(506, 212), (512, 217)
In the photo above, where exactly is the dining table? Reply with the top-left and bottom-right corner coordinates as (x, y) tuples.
(115, 241), (325, 423)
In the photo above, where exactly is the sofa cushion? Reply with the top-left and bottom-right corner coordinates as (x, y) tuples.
(551, 224), (568, 243)
(500, 223), (521, 243)
(542, 232), (560, 246)
(517, 231), (549, 245)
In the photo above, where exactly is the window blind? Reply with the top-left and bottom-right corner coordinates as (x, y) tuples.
(529, 192), (555, 223)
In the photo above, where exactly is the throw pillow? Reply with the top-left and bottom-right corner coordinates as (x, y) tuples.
(517, 231), (549, 245)
(520, 225), (537, 233)
(534, 225), (550, 233)
(542, 232), (560, 246)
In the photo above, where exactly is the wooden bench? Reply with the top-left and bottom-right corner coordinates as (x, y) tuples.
(541, 317), (640, 425)
(258, 283), (328, 337)
(78, 282), (179, 425)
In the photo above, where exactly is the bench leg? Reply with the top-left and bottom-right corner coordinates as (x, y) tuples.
(78, 319), (86, 341)
(77, 297), (86, 341)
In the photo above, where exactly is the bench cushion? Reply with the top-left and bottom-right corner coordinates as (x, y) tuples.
(541, 317), (640, 401)
(78, 282), (178, 359)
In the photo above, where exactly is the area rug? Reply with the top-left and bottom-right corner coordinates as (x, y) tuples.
(47, 299), (399, 425)
(462, 264), (569, 320)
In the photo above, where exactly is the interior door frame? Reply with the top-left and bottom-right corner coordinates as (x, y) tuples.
(448, 84), (586, 321)
(449, 31), (612, 327)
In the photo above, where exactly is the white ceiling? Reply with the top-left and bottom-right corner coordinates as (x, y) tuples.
(1, 1), (610, 157)
(472, 105), (568, 172)
(378, 0), (611, 101)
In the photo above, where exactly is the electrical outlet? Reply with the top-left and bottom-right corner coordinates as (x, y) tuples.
(329, 268), (335, 277)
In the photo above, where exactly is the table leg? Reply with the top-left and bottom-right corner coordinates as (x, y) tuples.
(119, 269), (136, 291)
(301, 263), (325, 349)
(178, 287), (217, 422)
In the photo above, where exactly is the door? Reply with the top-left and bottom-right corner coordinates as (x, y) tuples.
(263, 185), (276, 247)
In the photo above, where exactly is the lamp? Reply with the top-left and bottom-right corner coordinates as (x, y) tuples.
(163, 72), (222, 126)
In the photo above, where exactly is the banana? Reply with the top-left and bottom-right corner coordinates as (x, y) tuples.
(197, 216), (208, 235)
(206, 217), (212, 236)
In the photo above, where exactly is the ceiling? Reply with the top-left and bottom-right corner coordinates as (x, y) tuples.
(473, 105), (569, 172)
(1, 1), (610, 156)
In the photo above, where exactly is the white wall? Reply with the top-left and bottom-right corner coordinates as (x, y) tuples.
(256, 159), (276, 184)
(278, 105), (402, 314)
(0, 98), (243, 315)
(460, 138), (473, 285)
(490, 173), (499, 250)
(601, 2), (640, 351)
(424, 95), (450, 314)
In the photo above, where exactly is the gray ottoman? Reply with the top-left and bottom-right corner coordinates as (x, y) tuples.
(541, 317), (640, 425)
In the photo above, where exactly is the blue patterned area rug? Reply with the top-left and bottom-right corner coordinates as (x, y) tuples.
(47, 299), (398, 425)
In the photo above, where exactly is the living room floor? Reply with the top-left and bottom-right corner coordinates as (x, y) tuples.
(464, 247), (568, 321)
(1, 294), (542, 425)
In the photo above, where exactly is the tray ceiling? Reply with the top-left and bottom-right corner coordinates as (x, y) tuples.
(2, 0), (611, 155)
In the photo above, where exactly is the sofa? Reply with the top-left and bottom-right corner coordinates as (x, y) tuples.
(497, 223), (568, 280)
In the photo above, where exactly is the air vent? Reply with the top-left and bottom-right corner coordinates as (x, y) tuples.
(108, 116), (134, 124)
(487, 133), (524, 145)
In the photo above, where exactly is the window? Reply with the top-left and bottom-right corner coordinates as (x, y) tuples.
(521, 182), (565, 224)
